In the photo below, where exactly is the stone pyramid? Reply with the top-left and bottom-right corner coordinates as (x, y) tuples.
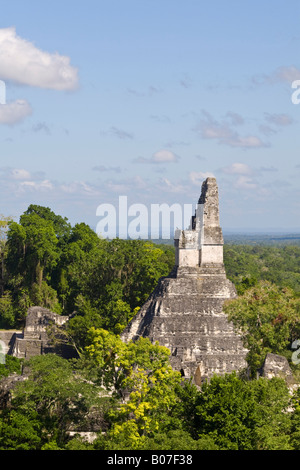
(121, 177), (247, 383)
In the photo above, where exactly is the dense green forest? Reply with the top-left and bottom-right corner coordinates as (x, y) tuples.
(1, 205), (300, 450)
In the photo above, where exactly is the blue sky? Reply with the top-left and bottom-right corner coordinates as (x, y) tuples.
(0, 0), (300, 233)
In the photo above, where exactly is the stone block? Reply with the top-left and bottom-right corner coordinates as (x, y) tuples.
(122, 177), (248, 381)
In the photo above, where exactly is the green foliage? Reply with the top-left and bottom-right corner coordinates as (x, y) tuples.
(0, 410), (42, 450)
(0, 355), (22, 379)
(2, 205), (300, 450)
(140, 430), (218, 450)
(8, 354), (105, 448)
(64, 436), (94, 450)
(290, 387), (300, 450)
(224, 281), (300, 374)
(30, 281), (62, 314)
(1, 205), (174, 334)
(194, 372), (292, 450)
(23, 204), (71, 241)
(0, 291), (15, 328)
(224, 244), (300, 294)
(85, 329), (184, 448)
(4, 211), (61, 325)
(9, 214), (59, 285)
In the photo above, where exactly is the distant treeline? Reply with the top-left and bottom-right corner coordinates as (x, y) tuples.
(0, 204), (300, 333)
(224, 244), (300, 295)
(224, 232), (300, 246)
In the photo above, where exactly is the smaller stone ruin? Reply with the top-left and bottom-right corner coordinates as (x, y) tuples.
(259, 353), (295, 385)
(7, 306), (74, 359)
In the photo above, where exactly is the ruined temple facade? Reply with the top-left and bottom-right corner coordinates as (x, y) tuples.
(0, 306), (75, 360)
(122, 177), (248, 383)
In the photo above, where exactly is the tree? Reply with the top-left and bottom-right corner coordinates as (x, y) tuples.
(9, 354), (105, 448)
(290, 386), (300, 450)
(224, 244), (300, 294)
(6, 215), (59, 289)
(223, 280), (300, 375)
(52, 224), (106, 314)
(194, 372), (292, 450)
(0, 410), (42, 450)
(0, 291), (15, 328)
(62, 238), (174, 343)
(18, 213), (59, 287)
(4, 210), (62, 324)
(85, 328), (184, 449)
(140, 430), (218, 450)
(0, 355), (22, 379)
(0, 214), (13, 296)
(23, 204), (71, 241)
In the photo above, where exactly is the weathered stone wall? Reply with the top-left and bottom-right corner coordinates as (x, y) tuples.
(0, 330), (23, 356)
(122, 177), (248, 383)
(6, 306), (75, 360)
(259, 353), (295, 384)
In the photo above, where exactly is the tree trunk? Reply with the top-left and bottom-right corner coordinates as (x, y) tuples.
(36, 260), (44, 287)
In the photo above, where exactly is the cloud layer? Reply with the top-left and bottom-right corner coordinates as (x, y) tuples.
(194, 111), (268, 149)
(134, 149), (179, 164)
(0, 100), (32, 125)
(0, 27), (78, 90)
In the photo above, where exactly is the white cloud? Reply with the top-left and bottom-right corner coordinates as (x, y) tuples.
(157, 177), (186, 193)
(0, 27), (78, 90)
(152, 150), (178, 163)
(189, 171), (215, 186)
(234, 176), (258, 191)
(93, 165), (122, 173)
(104, 175), (149, 194)
(221, 163), (253, 176)
(19, 180), (54, 191)
(134, 149), (179, 164)
(195, 111), (268, 149)
(10, 168), (32, 180)
(60, 181), (100, 197)
(0, 100), (32, 125)
(231, 135), (267, 148)
(220, 163), (258, 192)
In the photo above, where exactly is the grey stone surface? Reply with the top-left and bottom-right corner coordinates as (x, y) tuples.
(0, 330), (23, 355)
(259, 353), (295, 384)
(9, 306), (75, 360)
(122, 177), (248, 383)
(0, 373), (28, 408)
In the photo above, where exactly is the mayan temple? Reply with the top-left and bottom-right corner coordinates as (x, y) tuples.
(121, 177), (248, 384)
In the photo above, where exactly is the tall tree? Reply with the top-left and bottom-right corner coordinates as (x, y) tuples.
(194, 372), (292, 450)
(223, 280), (300, 375)
(85, 328), (183, 449)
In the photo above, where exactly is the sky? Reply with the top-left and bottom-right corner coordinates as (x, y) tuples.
(0, 0), (300, 235)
